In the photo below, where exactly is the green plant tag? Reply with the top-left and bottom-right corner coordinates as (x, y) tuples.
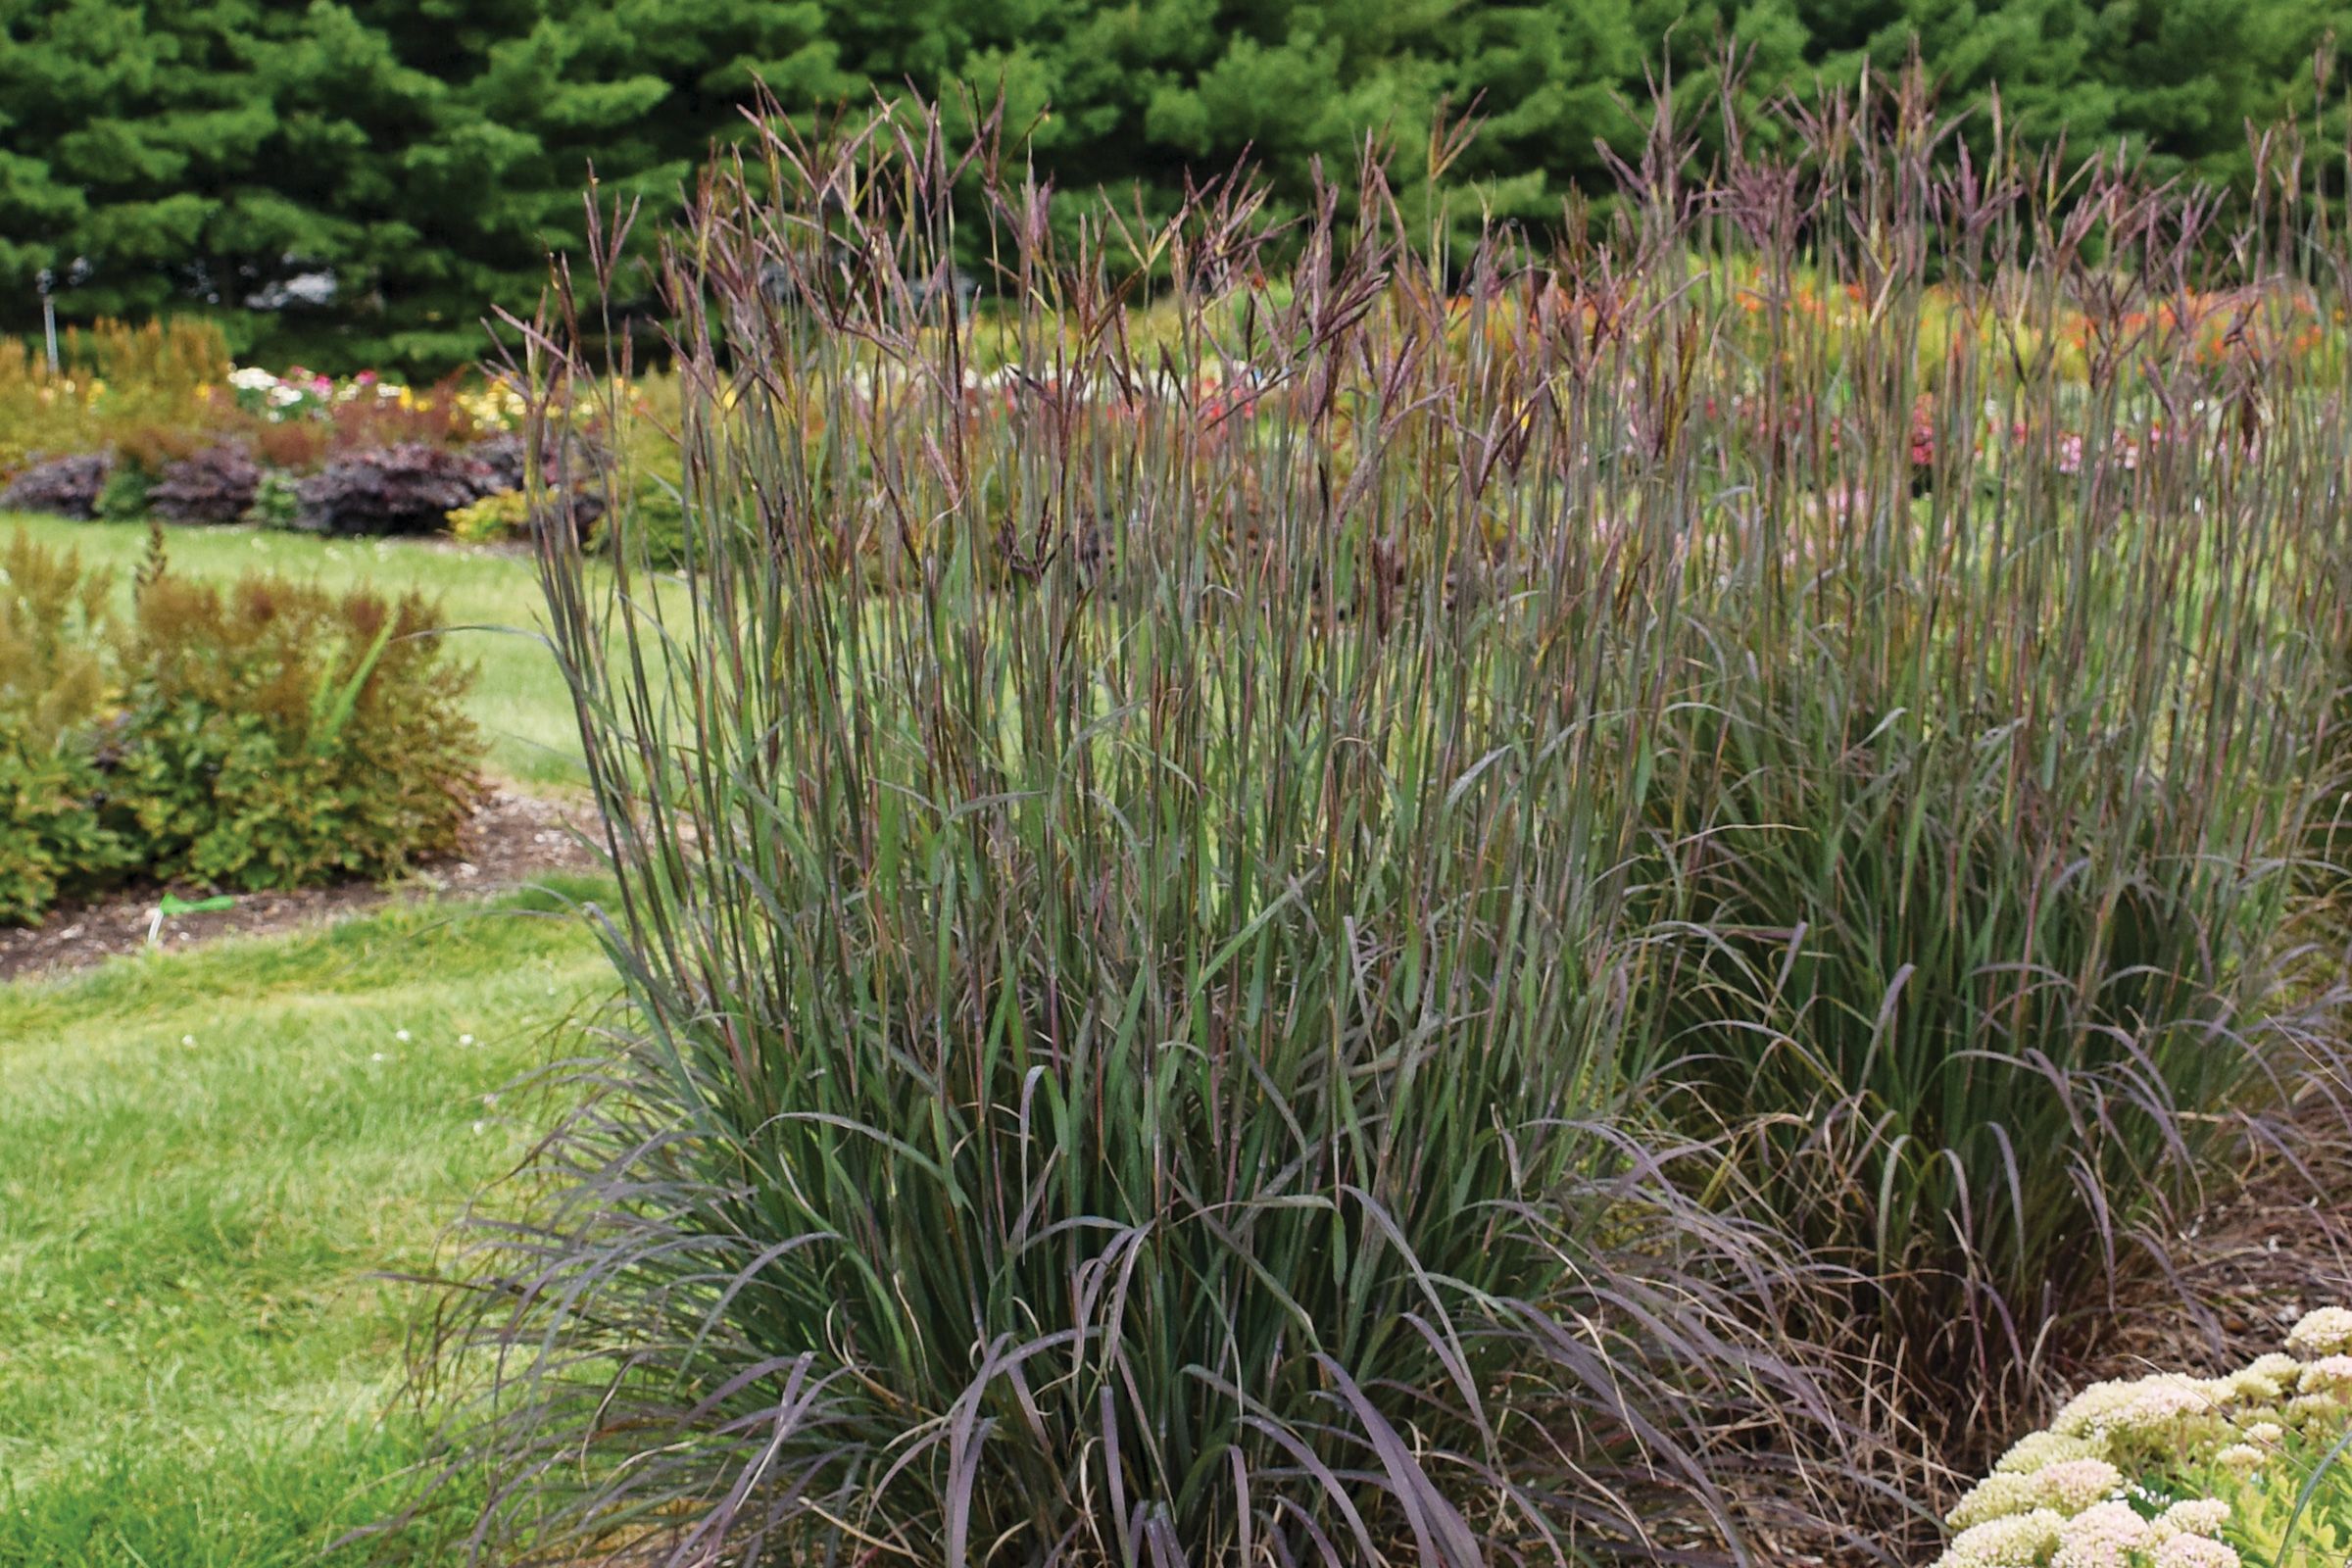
(158, 893), (235, 917)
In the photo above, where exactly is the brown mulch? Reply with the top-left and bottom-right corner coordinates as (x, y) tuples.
(2087, 1129), (2352, 1382)
(1713, 1103), (2352, 1567)
(0, 789), (604, 982)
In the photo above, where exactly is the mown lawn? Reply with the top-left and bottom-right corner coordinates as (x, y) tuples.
(0, 881), (613, 1566)
(2, 513), (585, 788)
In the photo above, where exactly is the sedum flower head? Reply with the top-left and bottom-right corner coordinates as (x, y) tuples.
(1951, 1472), (2046, 1531)
(2285, 1393), (2343, 1429)
(2154, 1499), (2230, 1540)
(2214, 1443), (2264, 1472)
(2241, 1420), (2284, 1446)
(2151, 1536), (2239, 1568)
(1998, 1432), (2105, 1475)
(2295, 1354), (2352, 1396)
(2051, 1376), (2222, 1443)
(2051, 1381), (2149, 1438)
(2228, 1354), (2301, 1403)
(1943, 1508), (2066, 1568)
(2287, 1307), (2352, 1361)
(2034, 1458), (2123, 1513)
(2051, 1501), (2152, 1568)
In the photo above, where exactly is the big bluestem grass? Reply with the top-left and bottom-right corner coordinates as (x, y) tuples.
(1620, 86), (2352, 1436)
(419, 74), (2352, 1560)
(421, 115), (1859, 1565)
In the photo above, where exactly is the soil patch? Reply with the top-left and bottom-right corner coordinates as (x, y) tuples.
(0, 789), (603, 982)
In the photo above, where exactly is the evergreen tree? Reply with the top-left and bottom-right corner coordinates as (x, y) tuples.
(4, 0), (2346, 371)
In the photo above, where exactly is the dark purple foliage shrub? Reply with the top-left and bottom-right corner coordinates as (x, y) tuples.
(148, 445), (262, 524)
(466, 432), (532, 494)
(0, 454), (113, 519)
(295, 443), (496, 535)
(466, 431), (608, 538)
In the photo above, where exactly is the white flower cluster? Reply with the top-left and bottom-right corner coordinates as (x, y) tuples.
(221, 364), (408, 420)
(2285, 1307), (2352, 1361)
(1930, 1307), (2352, 1568)
(1951, 1460), (2126, 1531)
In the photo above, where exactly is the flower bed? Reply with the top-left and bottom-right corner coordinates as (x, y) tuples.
(0, 318), (573, 540)
(1935, 1311), (2352, 1568)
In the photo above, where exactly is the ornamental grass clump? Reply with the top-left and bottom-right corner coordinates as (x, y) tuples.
(418, 111), (1853, 1565)
(419, 75), (2352, 1561)
(1609, 86), (2350, 1436)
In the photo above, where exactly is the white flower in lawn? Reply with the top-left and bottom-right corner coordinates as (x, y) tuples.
(2214, 1444), (2264, 1471)
(2241, 1420), (2283, 1446)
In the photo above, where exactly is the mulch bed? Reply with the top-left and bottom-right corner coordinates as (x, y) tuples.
(2091, 1137), (2352, 1380)
(0, 789), (604, 982)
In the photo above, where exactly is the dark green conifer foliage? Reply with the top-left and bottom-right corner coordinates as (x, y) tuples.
(1, 0), (2342, 371)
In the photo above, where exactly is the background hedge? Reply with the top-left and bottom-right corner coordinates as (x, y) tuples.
(3, 0), (2344, 373)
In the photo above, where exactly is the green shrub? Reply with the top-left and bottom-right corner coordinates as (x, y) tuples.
(94, 458), (153, 521)
(0, 531), (128, 919)
(111, 565), (482, 889)
(240, 468), (302, 529)
(0, 744), (124, 922)
(443, 488), (528, 543)
(611, 471), (685, 564)
(0, 526), (483, 920)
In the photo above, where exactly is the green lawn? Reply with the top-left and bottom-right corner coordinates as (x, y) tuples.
(3, 514), (585, 787)
(0, 881), (613, 1566)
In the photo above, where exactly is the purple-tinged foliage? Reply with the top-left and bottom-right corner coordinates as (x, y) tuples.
(0, 454), (112, 518)
(295, 443), (494, 535)
(148, 445), (261, 524)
